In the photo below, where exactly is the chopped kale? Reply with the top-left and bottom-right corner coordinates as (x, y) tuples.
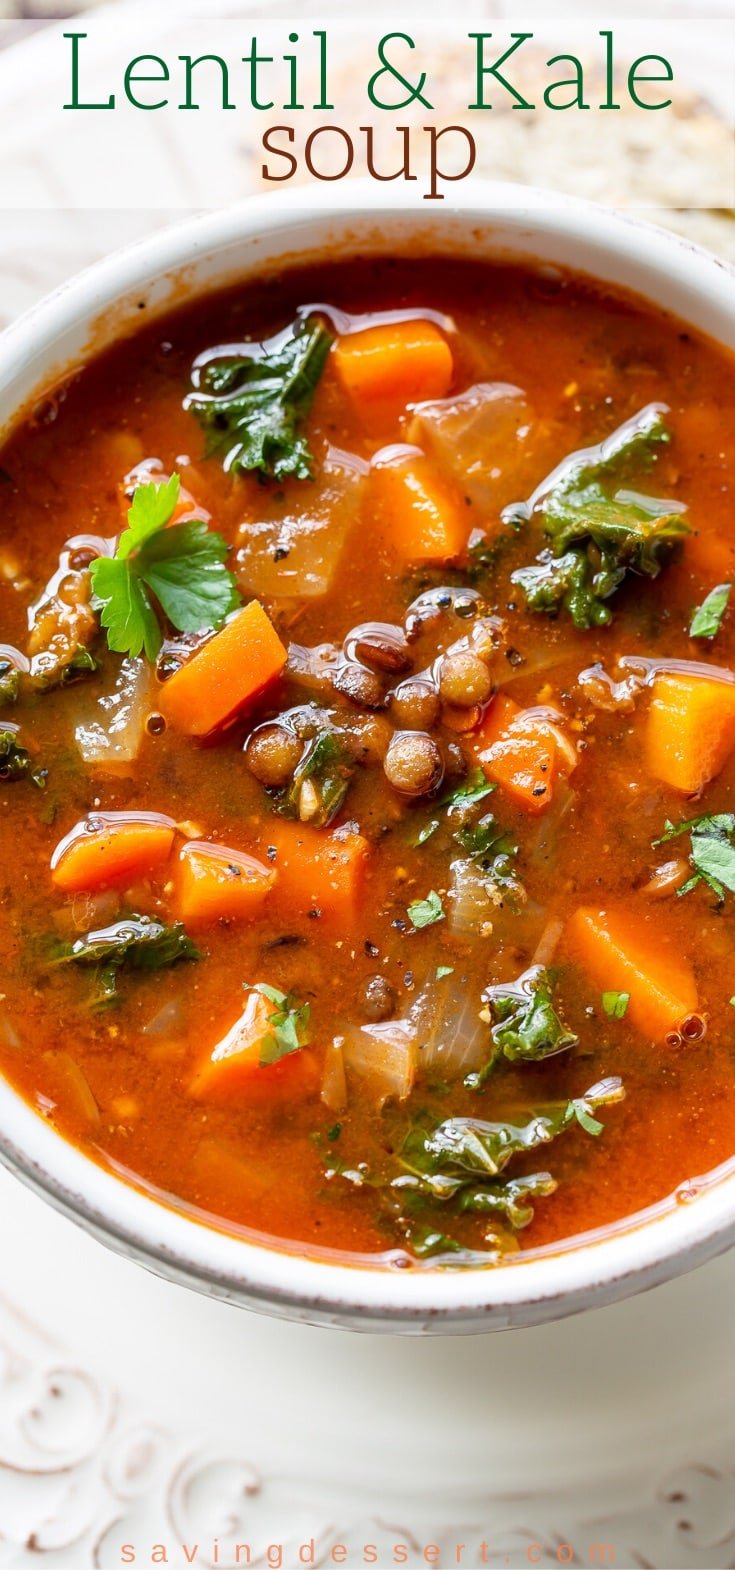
(509, 405), (689, 629)
(475, 964), (578, 1079)
(282, 729), (352, 827)
(53, 914), (201, 1004)
(0, 660), (20, 706)
(186, 316), (332, 481)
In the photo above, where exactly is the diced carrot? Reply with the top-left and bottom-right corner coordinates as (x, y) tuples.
(469, 694), (577, 814)
(332, 320), (453, 431)
(159, 601), (287, 738)
(257, 819), (369, 921)
(646, 671), (735, 794)
(190, 990), (319, 1102)
(51, 811), (175, 892)
(566, 906), (698, 1042)
(369, 449), (469, 564)
(175, 840), (276, 926)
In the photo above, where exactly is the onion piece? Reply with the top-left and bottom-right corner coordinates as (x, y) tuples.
(407, 382), (535, 514)
(0, 1012), (21, 1051)
(75, 657), (154, 771)
(342, 1017), (417, 1105)
(531, 918), (564, 969)
(142, 998), (185, 1038)
(321, 1037), (348, 1112)
(414, 974), (488, 1080)
(42, 1050), (99, 1123)
(237, 447), (366, 600)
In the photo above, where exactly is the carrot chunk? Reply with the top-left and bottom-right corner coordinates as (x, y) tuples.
(332, 320), (453, 431)
(175, 840), (276, 926)
(566, 906), (698, 1042)
(159, 601), (287, 738)
(51, 811), (175, 892)
(257, 820), (369, 921)
(469, 694), (577, 814)
(369, 449), (469, 563)
(646, 672), (735, 794)
(190, 990), (318, 1102)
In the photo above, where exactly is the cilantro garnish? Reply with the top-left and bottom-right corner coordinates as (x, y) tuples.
(602, 990), (630, 1019)
(468, 964), (578, 1088)
(186, 316), (332, 482)
(407, 890), (445, 930)
(655, 812), (735, 902)
(90, 474), (240, 661)
(689, 582), (731, 640)
(246, 982), (311, 1066)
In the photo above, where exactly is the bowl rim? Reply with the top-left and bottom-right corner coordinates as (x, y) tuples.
(1, 179), (735, 1332)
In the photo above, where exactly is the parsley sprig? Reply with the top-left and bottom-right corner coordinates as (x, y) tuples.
(90, 474), (240, 661)
(655, 812), (735, 902)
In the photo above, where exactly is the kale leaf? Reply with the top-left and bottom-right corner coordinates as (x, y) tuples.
(54, 913), (201, 1004)
(90, 474), (240, 662)
(0, 660), (20, 706)
(186, 317), (332, 482)
(476, 963), (578, 1077)
(0, 726), (46, 787)
(509, 404), (689, 629)
(283, 729), (352, 828)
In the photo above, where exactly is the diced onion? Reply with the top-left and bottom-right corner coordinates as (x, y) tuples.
(237, 447), (366, 600)
(142, 999), (185, 1038)
(321, 1037), (348, 1112)
(0, 1011), (21, 1051)
(407, 382), (534, 514)
(448, 858), (500, 938)
(414, 974), (488, 1080)
(42, 1050), (99, 1124)
(75, 657), (154, 771)
(342, 1018), (417, 1105)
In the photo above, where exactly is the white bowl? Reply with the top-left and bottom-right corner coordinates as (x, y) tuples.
(1, 182), (733, 1334)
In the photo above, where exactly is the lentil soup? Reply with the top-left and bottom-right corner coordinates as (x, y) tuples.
(1, 255), (734, 1269)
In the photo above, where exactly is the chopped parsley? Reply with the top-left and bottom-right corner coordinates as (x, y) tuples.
(469, 964), (578, 1086)
(436, 965), (454, 980)
(655, 812), (735, 903)
(186, 316), (332, 481)
(407, 890), (445, 930)
(90, 473), (240, 661)
(246, 982), (311, 1065)
(689, 582), (731, 640)
(602, 990), (630, 1019)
